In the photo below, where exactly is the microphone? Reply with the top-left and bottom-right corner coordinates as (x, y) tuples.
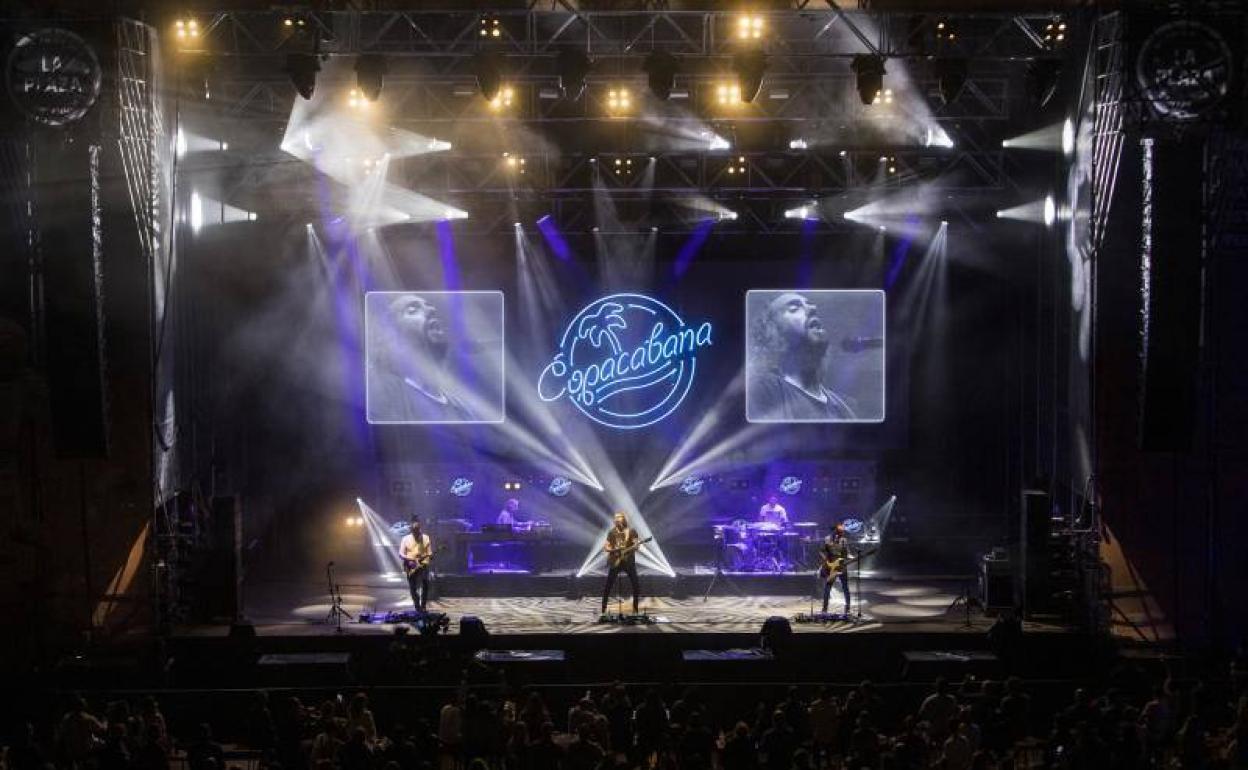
(840, 336), (884, 353)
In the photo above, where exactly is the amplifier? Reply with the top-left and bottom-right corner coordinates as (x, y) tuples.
(980, 553), (1015, 610)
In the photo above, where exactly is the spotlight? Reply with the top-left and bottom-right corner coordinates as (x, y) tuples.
(1062, 117), (1075, 157)
(726, 156), (747, 175)
(731, 49), (767, 103)
(346, 87), (369, 110)
(736, 14), (765, 40)
(784, 204), (817, 220)
(644, 51), (677, 101)
(872, 88), (894, 106)
(502, 152), (527, 174)
(174, 17), (200, 43)
(285, 53), (320, 101)
(472, 51), (504, 102)
(281, 15), (307, 30)
(480, 16), (502, 39)
(355, 54), (387, 102)
(935, 19), (956, 42)
(557, 48), (592, 100)
(852, 55), (886, 106)
(606, 87), (632, 114)
(489, 86), (515, 111)
(933, 57), (967, 104)
(1044, 17), (1067, 47)
(789, 138), (808, 150)
(715, 82), (742, 107)
(719, 210), (738, 221)
(1043, 194), (1056, 227)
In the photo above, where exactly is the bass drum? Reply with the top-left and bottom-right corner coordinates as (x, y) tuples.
(724, 541), (750, 571)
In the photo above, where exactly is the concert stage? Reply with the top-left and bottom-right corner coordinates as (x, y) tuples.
(161, 582), (1089, 691)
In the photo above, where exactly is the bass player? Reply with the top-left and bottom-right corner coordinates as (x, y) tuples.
(820, 522), (852, 615)
(399, 515), (435, 612)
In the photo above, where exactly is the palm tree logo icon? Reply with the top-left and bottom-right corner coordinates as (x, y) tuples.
(575, 301), (627, 355)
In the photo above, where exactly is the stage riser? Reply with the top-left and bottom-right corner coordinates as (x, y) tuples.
(143, 630), (1103, 691)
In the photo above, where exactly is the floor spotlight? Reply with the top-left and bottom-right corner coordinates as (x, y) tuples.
(285, 53), (319, 100)
(852, 55), (886, 106)
(1043, 194), (1056, 227)
(355, 54), (387, 102)
(557, 48), (592, 100)
(644, 51), (677, 101)
(732, 49), (767, 104)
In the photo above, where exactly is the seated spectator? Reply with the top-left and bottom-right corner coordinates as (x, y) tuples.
(185, 723), (225, 770)
(807, 687), (840, 761)
(526, 721), (563, 769)
(565, 724), (605, 770)
(55, 695), (105, 768)
(347, 694), (378, 746)
(758, 710), (796, 770)
(919, 678), (958, 743)
(336, 727), (373, 770)
(721, 721), (757, 770)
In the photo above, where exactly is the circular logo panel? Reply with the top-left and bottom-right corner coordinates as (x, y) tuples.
(6, 28), (102, 127)
(538, 293), (713, 430)
(1136, 20), (1233, 122)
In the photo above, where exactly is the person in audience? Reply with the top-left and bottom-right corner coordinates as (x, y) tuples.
(919, 677), (959, 743)
(185, 723), (225, 770)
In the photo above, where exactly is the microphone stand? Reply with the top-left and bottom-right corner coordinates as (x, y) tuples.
(325, 562), (352, 632)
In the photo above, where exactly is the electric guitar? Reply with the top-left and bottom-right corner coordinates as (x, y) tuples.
(402, 545), (446, 577)
(818, 547), (877, 582)
(606, 536), (653, 568)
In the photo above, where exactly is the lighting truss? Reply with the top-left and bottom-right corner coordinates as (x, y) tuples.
(188, 9), (1075, 60)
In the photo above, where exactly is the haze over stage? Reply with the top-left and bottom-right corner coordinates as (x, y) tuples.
(6, 6), (1247, 713)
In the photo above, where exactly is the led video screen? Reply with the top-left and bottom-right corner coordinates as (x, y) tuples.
(744, 289), (886, 423)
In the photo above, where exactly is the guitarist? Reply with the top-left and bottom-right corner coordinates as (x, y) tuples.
(820, 523), (852, 615)
(399, 515), (434, 612)
(601, 512), (641, 616)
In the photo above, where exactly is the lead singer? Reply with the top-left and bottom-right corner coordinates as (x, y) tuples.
(601, 512), (641, 615)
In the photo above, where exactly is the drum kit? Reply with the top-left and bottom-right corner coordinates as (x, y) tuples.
(712, 519), (821, 572)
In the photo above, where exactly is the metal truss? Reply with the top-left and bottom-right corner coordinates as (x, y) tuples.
(201, 72), (1011, 127)
(1089, 11), (1125, 260)
(185, 8), (1067, 61)
(390, 147), (1004, 196)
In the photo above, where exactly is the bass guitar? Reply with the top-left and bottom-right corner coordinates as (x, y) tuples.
(607, 536), (653, 568)
(402, 545), (447, 577)
(818, 547), (877, 583)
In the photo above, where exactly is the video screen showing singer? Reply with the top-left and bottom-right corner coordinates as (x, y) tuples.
(364, 291), (505, 424)
(745, 289), (886, 423)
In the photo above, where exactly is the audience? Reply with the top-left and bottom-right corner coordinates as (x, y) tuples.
(9, 661), (1247, 770)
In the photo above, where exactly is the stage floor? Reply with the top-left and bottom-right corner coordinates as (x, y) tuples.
(225, 576), (1061, 637)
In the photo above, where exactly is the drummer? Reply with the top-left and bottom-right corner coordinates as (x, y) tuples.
(757, 494), (789, 528)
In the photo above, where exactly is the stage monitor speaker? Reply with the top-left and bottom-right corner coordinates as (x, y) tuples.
(460, 616), (489, 651)
(35, 138), (109, 458)
(760, 615), (792, 656)
(1139, 139), (1203, 452)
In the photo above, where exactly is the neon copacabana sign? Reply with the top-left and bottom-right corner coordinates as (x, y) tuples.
(538, 293), (713, 429)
